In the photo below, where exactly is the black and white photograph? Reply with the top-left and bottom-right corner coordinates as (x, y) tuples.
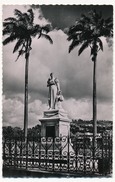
(2, 2), (113, 178)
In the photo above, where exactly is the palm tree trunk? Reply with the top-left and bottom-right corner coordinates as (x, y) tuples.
(24, 56), (29, 141)
(93, 57), (97, 138)
(92, 56), (97, 169)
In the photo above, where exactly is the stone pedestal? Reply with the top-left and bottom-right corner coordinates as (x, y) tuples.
(39, 109), (71, 137)
(39, 108), (75, 158)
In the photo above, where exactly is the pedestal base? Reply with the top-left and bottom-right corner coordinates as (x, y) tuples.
(39, 109), (71, 138)
(40, 110), (70, 137)
(39, 109), (75, 159)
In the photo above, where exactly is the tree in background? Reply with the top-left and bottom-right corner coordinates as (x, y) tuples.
(3, 125), (41, 140)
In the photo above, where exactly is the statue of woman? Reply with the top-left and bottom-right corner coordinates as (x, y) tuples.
(47, 73), (60, 109)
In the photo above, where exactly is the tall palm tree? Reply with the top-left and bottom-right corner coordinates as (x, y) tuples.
(3, 8), (53, 140)
(67, 10), (113, 138)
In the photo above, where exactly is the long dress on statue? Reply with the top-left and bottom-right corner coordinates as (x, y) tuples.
(47, 78), (58, 109)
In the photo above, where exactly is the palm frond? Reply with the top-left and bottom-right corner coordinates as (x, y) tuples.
(105, 17), (112, 24)
(27, 9), (34, 24)
(28, 37), (32, 47)
(37, 29), (42, 39)
(31, 24), (41, 37)
(3, 21), (15, 27)
(69, 40), (80, 53)
(67, 33), (80, 41)
(91, 46), (94, 56)
(4, 17), (17, 22)
(42, 24), (52, 33)
(68, 24), (83, 35)
(3, 35), (17, 45)
(97, 38), (103, 51)
(81, 14), (91, 24)
(104, 18), (113, 34)
(22, 13), (30, 26)
(40, 34), (53, 44)
(3, 20), (16, 35)
(101, 26), (113, 37)
(13, 39), (24, 53)
(3, 26), (13, 35)
(15, 49), (25, 61)
(14, 9), (23, 18)
(89, 9), (99, 25)
(90, 42), (98, 56)
(80, 29), (93, 41)
(78, 41), (90, 56)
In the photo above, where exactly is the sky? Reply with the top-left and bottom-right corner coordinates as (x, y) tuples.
(2, 5), (113, 128)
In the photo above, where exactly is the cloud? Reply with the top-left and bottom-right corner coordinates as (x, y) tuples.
(62, 98), (112, 120)
(63, 98), (92, 120)
(37, 5), (113, 30)
(3, 95), (24, 128)
(3, 94), (112, 129)
(3, 95), (47, 128)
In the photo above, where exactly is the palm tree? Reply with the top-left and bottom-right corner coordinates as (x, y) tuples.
(3, 8), (53, 141)
(67, 10), (113, 139)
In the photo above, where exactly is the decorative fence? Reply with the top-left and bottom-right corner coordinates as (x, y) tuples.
(3, 132), (112, 176)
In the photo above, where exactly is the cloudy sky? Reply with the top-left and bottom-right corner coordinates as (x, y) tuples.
(2, 5), (113, 128)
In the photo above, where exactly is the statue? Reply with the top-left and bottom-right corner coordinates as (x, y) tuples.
(47, 73), (63, 109)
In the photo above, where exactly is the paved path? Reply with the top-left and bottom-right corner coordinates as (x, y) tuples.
(3, 167), (112, 178)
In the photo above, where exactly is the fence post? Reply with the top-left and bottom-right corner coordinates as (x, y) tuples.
(83, 130), (86, 175)
(14, 137), (17, 167)
(26, 137), (28, 169)
(46, 137), (48, 170)
(20, 135), (23, 168)
(110, 134), (112, 174)
(92, 133), (96, 174)
(75, 135), (78, 173)
(98, 131), (104, 175)
(9, 138), (12, 167)
(59, 136), (62, 172)
(67, 136), (70, 173)
(52, 137), (55, 172)
(32, 135), (35, 167)
(3, 138), (6, 164)
(38, 136), (41, 169)
(108, 134), (110, 174)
